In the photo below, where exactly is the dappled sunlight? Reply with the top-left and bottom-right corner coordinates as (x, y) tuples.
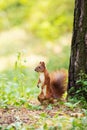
(0, 28), (28, 42)
(0, 28), (48, 71)
(0, 56), (16, 71)
(0, 54), (47, 71)
(25, 55), (47, 68)
(53, 45), (63, 54)
(0, 28), (29, 56)
(0, 27), (71, 71)
(58, 33), (72, 46)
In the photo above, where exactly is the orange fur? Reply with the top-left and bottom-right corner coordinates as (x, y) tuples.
(35, 61), (67, 104)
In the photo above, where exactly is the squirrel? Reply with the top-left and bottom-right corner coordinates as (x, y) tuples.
(34, 61), (67, 104)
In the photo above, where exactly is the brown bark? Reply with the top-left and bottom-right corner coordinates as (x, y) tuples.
(68, 0), (87, 92)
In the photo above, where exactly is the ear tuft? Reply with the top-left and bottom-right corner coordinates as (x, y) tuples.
(40, 61), (45, 66)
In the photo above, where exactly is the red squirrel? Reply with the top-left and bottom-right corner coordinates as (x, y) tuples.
(35, 61), (67, 104)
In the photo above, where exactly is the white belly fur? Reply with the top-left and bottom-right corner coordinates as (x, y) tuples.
(39, 73), (46, 96)
(43, 85), (47, 96)
(39, 73), (45, 84)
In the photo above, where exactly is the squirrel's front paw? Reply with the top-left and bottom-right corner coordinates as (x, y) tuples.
(37, 83), (42, 88)
(37, 84), (39, 88)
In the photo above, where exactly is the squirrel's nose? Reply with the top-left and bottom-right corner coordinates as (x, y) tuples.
(34, 68), (36, 71)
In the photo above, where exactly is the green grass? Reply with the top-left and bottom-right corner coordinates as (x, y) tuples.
(0, 67), (38, 108)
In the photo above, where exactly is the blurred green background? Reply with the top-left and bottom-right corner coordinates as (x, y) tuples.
(0, 0), (74, 106)
(0, 0), (74, 71)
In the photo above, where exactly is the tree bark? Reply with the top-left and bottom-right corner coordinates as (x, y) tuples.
(68, 0), (87, 92)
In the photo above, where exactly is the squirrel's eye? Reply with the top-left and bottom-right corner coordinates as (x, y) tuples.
(39, 66), (40, 69)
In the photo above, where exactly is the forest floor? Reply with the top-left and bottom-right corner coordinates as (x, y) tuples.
(0, 99), (85, 130)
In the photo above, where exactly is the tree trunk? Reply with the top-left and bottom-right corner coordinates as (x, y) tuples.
(68, 0), (87, 92)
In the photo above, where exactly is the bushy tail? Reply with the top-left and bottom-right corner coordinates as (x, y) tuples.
(50, 70), (67, 98)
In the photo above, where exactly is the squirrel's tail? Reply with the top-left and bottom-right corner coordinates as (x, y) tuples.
(50, 70), (67, 98)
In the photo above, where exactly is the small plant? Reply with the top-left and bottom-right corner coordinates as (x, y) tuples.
(76, 71), (87, 100)
(69, 71), (87, 108)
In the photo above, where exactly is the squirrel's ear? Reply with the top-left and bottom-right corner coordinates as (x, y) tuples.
(40, 61), (45, 66)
